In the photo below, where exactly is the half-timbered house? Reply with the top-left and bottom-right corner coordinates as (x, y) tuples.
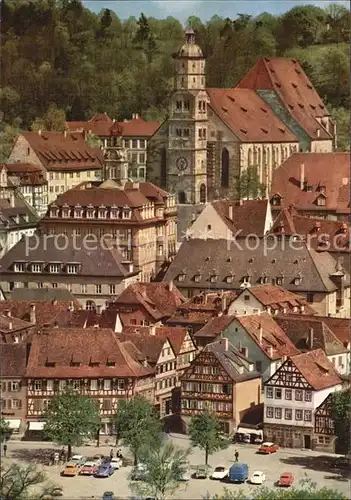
(263, 349), (342, 449)
(180, 338), (261, 434)
(314, 393), (336, 453)
(25, 328), (154, 435)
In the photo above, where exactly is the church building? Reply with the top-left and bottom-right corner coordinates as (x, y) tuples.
(147, 28), (334, 205)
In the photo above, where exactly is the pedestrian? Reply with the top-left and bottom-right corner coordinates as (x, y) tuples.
(235, 449), (239, 462)
(54, 451), (59, 466)
(110, 448), (114, 460)
(3, 443), (7, 457)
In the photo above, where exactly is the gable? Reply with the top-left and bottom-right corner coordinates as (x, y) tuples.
(156, 338), (176, 364)
(178, 331), (196, 354)
(181, 349), (232, 382)
(228, 289), (263, 315)
(190, 203), (229, 239)
(265, 359), (312, 389)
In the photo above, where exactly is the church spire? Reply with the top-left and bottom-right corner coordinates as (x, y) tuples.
(185, 26), (196, 44)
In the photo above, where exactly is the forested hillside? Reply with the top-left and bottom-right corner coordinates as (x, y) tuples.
(1, 0), (350, 160)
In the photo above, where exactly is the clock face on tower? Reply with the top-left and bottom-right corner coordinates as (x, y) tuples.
(176, 156), (188, 171)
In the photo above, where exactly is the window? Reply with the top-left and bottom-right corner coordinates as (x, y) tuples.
(67, 264), (78, 274)
(90, 380), (98, 391)
(338, 356), (343, 367)
(244, 295), (250, 301)
(81, 284), (87, 294)
(176, 128), (182, 137)
(14, 263), (25, 272)
(102, 399), (112, 411)
(103, 380), (111, 390)
(96, 284), (102, 294)
(52, 283), (58, 288)
(266, 406), (273, 418)
(32, 263), (42, 273)
(295, 389), (303, 401)
(184, 100), (189, 110)
(49, 263), (60, 273)
(131, 153), (138, 163)
(139, 139), (146, 149)
(183, 128), (189, 137)
(304, 390), (312, 402)
(304, 410), (312, 421)
(34, 380), (42, 390)
(72, 380), (80, 390)
(109, 284), (116, 294)
(285, 389), (292, 400)
(284, 408), (292, 420)
(58, 380), (66, 391)
(266, 387), (273, 399)
(307, 293), (314, 303)
(275, 388), (282, 399)
(47, 380), (53, 391)
(11, 399), (22, 409)
(139, 153), (145, 164)
(295, 409), (303, 421)
(10, 381), (20, 391)
(274, 408), (282, 419)
(132, 139), (138, 149)
(117, 379), (125, 390)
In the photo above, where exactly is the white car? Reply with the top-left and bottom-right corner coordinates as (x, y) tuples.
(250, 471), (266, 485)
(211, 466), (229, 480)
(110, 457), (122, 469)
(69, 455), (86, 467)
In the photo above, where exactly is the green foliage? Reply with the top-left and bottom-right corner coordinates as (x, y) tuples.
(43, 387), (100, 457)
(130, 441), (190, 500)
(330, 390), (350, 454)
(31, 103), (67, 132)
(331, 107), (350, 151)
(85, 132), (101, 148)
(0, 120), (21, 162)
(235, 165), (266, 200)
(188, 409), (228, 464)
(115, 395), (162, 465)
(0, 419), (10, 443)
(210, 477), (348, 499)
(0, 463), (58, 500)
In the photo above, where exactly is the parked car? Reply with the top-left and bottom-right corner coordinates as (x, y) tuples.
(179, 461), (191, 481)
(254, 436), (263, 444)
(131, 463), (148, 481)
(93, 454), (104, 465)
(102, 492), (116, 500)
(94, 463), (115, 478)
(110, 457), (122, 469)
(258, 442), (279, 454)
(69, 455), (86, 467)
(79, 461), (98, 476)
(61, 464), (79, 477)
(228, 463), (249, 483)
(250, 471), (266, 485)
(195, 465), (208, 479)
(278, 472), (294, 487)
(211, 466), (229, 480)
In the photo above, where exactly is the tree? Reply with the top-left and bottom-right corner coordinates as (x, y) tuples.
(316, 48), (350, 108)
(115, 396), (162, 465)
(0, 419), (10, 443)
(43, 387), (100, 458)
(0, 120), (21, 163)
(330, 107), (350, 151)
(31, 103), (66, 132)
(188, 409), (227, 465)
(330, 390), (350, 454)
(130, 441), (190, 500)
(277, 5), (326, 51)
(0, 463), (58, 500)
(235, 165), (266, 200)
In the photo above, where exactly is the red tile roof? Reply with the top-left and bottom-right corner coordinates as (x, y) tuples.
(271, 153), (350, 215)
(119, 331), (166, 364)
(317, 316), (350, 347)
(66, 114), (160, 138)
(194, 315), (236, 339)
(122, 325), (192, 357)
(0, 312), (34, 337)
(236, 57), (332, 141)
(26, 328), (152, 378)
(236, 313), (300, 360)
(207, 88), (298, 143)
(21, 131), (103, 172)
(1, 343), (27, 377)
(3, 163), (43, 173)
(124, 182), (170, 204)
(211, 200), (270, 236)
(0, 300), (80, 328)
(289, 349), (342, 390)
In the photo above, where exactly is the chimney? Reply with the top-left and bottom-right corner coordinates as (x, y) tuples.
(221, 337), (229, 351)
(309, 328), (314, 349)
(316, 128), (320, 138)
(228, 205), (233, 220)
(237, 199), (244, 206)
(259, 324), (263, 345)
(52, 299), (57, 306)
(150, 325), (156, 335)
(4, 309), (11, 318)
(300, 163), (305, 190)
(168, 280), (173, 292)
(30, 303), (36, 324)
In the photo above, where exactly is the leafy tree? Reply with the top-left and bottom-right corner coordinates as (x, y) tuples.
(235, 165), (266, 200)
(188, 409), (227, 465)
(330, 107), (350, 151)
(43, 387), (100, 458)
(130, 441), (190, 500)
(135, 13), (150, 45)
(330, 390), (350, 454)
(0, 419), (10, 443)
(115, 395), (162, 465)
(0, 463), (58, 500)
(0, 120), (21, 162)
(31, 103), (66, 132)
(316, 48), (350, 108)
(277, 5), (326, 51)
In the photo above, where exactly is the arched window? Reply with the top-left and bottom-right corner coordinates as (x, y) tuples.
(178, 191), (186, 204)
(221, 148), (229, 188)
(199, 184), (206, 203)
(248, 148), (253, 167)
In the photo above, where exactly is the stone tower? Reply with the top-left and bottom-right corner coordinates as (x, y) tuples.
(103, 123), (129, 185)
(167, 27), (209, 204)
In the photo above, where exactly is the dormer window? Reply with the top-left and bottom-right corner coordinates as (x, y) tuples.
(316, 195), (326, 206)
(86, 205), (95, 218)
(110, 206), (118, 219)
(259, 275), (268, 284)
(194, 273), (201, 283)
(177, 272), (186, 282)
(210, 273), (218, 283)
(74, 205), (83, 218)
(294, 276), (302, 285)
(50, 206), (59, 217)
(98, 206), (107, 219)
(226, 274), (234, 284)
(14, 262), (26, 272)
(67, 264), (79, 274)
(49, 263), (61, 273)
(276, 276), (284, 285)
(62, 204), (70, 218)
(271, 195), (281, 206)
(31, 263), (43, 273)
(122, 208), (132, 219)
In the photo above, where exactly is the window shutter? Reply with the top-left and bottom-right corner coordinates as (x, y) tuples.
(7, 382), (11, 392)
(8, 400), (12, 409)
(18, 399), (22, 409)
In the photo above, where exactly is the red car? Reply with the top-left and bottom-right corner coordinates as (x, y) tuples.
(258, 442), (279, 454)
(79, 461), (98, 476)
(278, 472), (294, 487)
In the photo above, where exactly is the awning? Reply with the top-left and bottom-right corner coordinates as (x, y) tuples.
(28, 421), (46, 431)
(236, 427), (262, 436)
(5, 419), (21, 430)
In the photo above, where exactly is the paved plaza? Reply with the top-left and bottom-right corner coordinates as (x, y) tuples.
(2, 434), (350, 499)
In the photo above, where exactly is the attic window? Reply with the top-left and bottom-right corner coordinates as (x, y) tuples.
(298, 103), (304, 109)
(310, 104), (316, 110)
(226, 275), (233, 284)
(194, 274), (201, 283)
(261, 128), (268, 134)
(319, 104), (324, 109)
(177, 273), (186, 282)
(240, 129), (247, 135)
(274, 82), (281, 88)
(294, 277), (302, 285)
(71, 361), (81, 367)
(288, 104), (294, 110)
(248, 258), (254, 264)
(292, 83), (298, 89)
(276, 277), (284, 285)
(210, 271), (218, 283)
(222, 107), (228, 113)
(278, 128), (285, 133)
(205, 256), (210, 261)
(106, 361), (115, 367)
(316, 196), (326, 206)
(272, 258), (276, 264)
(259, 276), (268, 284)
(45, 361), (56, 367)
(227, 96), (236, 103)
(260, 108), (267, 113)
(227, 257), (232, 262)
(240, 107), (248, 113)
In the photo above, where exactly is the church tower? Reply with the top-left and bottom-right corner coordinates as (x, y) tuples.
(167, 27), (209, 204)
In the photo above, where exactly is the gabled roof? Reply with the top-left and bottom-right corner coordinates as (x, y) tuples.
(1, 343), (27, 377)
(194, 315), (236, 339)
(235, 313), (300, 360)
(316, 316), (350, 347)
(207, 88), (298, 143)
(120, 325), (191, 357)
(119, 332), (167, 364)
(26, 328), (152, 378)
(0, 313), (34, 336)
(19, 131), (103, 172)
(236, 57), (332, 141)
(3, 162), (44, 173)
(289, 349), (342, 390)
(275, 316), (348, 356)
(0, 194), (39, 228)
(271, 153), (350, 215)
(66, 115), (160, 138)
(210, 200), (270, 236)
(124, 181), (171, 204)
(0, 300), (78, 328)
